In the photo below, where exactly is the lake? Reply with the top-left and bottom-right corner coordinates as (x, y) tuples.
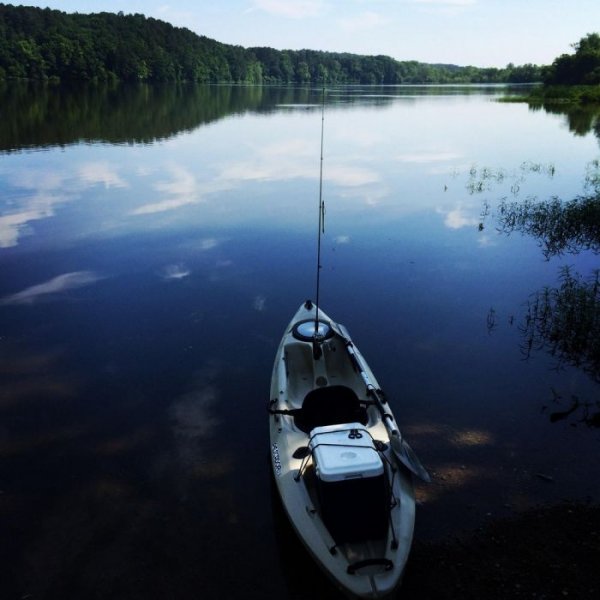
(1, 82), (599, 599)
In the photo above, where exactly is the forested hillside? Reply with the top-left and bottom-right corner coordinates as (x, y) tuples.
(0, 4), (542, 84)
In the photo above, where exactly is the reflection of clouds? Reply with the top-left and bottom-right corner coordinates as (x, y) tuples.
(160, 264), (191, 280)
(338, 184), (389, 208)
(397, 152), (465, 176)
(222, 138), (314, 182)
(131, 165), (201, 215)
(439, 204), (480, 229)
(450, 429), (494, 447)
(0, 343), (78, 415)
(253, 295), (266, 311)
(0, 162), (128, 248)
(478, 234), (497, 248)
(169, 369), (221, 473)
(170, 388), (218, 441)
(78, 162), (127, 188)
(1, 271), (104, 306)
(397, 151), (462, 164)
(0, 179), (74, 248)
(404, 422), (495, 505)
(416, 463), (485, 505)
(95, 427), (155, 456)
(326, 164), (379, 187)
(198, 238), (218, 250)
(404, 423), (494, 448)
(219, 138), (380, 188)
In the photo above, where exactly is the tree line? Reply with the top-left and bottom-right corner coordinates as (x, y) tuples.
(544, 33), (600, 85)
(0, 4), (543, 84)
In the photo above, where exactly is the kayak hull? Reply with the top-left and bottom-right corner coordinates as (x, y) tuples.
(269, 302), (416, 598)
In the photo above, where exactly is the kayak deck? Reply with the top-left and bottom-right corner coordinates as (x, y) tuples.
(269, 302), (416, 598)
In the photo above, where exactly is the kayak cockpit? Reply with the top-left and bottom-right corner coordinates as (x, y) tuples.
(294, 385), (369, 433)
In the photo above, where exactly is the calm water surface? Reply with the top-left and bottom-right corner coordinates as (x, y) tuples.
(1, 83), (599, 599)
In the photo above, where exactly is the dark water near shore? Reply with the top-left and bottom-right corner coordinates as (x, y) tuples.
(1, 82), (599, 599)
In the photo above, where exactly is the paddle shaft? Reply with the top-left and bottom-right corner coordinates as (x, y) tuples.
(343, 338), (400, 437)
(336, 323), (431, 483)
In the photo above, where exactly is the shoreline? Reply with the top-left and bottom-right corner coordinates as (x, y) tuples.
(402, 501), (600, 599)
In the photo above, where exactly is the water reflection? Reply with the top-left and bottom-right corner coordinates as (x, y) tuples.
(528, 101), (600, 140)
(483, 172), (600, 427)
(497, 194), (600, 258)
(0, 271), (104, 305)
(2, 83), (600, 598)
(0, 82), (285, 151)
(0, 81), (520, 153)
(520, 267), (599, 383)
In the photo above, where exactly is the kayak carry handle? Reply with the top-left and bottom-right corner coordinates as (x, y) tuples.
(347, 558), (393, 575)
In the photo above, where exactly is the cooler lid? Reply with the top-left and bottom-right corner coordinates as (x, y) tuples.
(309, 423), (383, 482)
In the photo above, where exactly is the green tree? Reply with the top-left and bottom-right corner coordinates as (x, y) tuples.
(545, 33), (600, 85)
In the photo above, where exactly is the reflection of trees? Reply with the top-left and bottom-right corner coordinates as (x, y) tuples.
(0, 82), (521, 153)
(528, 101), (600, 141)
(497, 194), (600, 258)
(521, 267), (600, 383)
(0, 82), (341, 152)
(0, 81), (267, 151)
(520, 267), (600, 428)
(488, 177), (600, 427)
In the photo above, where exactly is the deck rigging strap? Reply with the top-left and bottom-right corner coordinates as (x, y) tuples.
(266, 400), (300, 417)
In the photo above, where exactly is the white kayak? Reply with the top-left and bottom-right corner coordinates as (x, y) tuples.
(269, 300), (429, 598)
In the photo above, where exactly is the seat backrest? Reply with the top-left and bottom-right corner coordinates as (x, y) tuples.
(294, 385), (368, 433)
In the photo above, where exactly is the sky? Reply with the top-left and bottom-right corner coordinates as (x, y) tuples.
(16, 0), (600, 68)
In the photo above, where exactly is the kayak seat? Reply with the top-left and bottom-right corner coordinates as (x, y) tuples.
(294, 385), (368, 434)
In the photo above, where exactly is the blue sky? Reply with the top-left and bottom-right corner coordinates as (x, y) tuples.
(18, 0), (600, 67)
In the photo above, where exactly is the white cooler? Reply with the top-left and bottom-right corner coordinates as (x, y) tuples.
(309, 423), (388, 544)
(309, 422), (383, 481)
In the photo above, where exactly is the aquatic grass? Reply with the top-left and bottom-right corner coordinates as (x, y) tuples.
(465, 163), (554, 202)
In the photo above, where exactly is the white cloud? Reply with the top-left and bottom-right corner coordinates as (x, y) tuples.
(1, 271), (104, 306)
(410, 0), (477, 17)
(339, 11), (387, 33)
(251, 0), (323, 18)
(411, 0), (476, 5)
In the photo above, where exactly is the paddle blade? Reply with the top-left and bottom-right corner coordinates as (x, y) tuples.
(391, 435), (431, 483)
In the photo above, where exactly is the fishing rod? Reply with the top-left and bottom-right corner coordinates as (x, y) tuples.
(313, 84), (326, 360)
